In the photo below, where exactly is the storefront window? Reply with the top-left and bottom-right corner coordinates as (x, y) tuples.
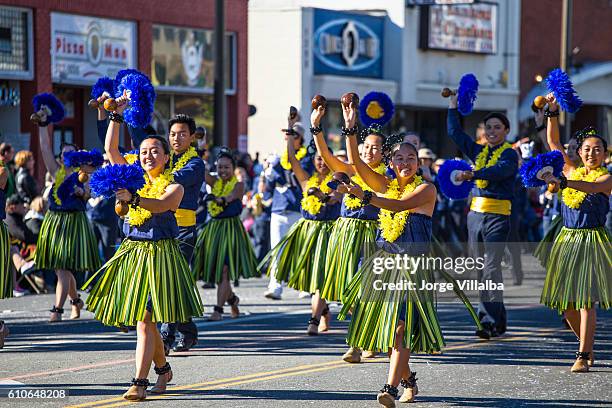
(174, 94), (214, 136)
(0, 6), (32, 79)
(152, 94), (171, 135)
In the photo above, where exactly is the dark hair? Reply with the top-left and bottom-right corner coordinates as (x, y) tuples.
(60, 142), (79, 151)
(216, 147), (236, 167)
(483, 112), (510, 130)
(140, 135), (171, 154)
(6, 194), (25, 206)
(168, 114), (196, 135)
(392, 142), (419, 157)
(575, 126), (608, 153)
(0, 142), (12, 155)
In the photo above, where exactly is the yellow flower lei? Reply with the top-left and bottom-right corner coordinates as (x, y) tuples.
(208, 176), (238, 217)
(344, 163), (387, 209)
(561, 166), (609, 209)
(378, 175), (424, 243)
(125, 147), (199, 226)
(473, 142), (513, 189)
(281, 146), (307, 170)
(127, 173), (173, 226)
(301, 172), (333, 215)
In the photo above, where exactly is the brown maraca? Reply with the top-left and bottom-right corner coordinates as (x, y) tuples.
(441, 88), (457, 98)
(103, 93), (130, 112)
(30, 106), (51, 125)
(78, 170), (89, 183)
(311, 95), (327, 110)
(340, 92), (359, 108)
(533, 95), (547, 110)
(332, 172), (351, 185)
(307, 187), (326, 200)
(87, 93), (110, 109)
(115, 200), (129, 217)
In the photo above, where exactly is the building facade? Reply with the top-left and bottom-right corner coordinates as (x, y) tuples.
(0, 0), (248, 180)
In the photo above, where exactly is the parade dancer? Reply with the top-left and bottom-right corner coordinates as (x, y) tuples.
(193, 148), (259, 321)
(158, 114), (205, 354)
(446, 93), (518, 339)
(85, 107), (203, 400)
(310, 93), (388, 362)
(539, 94), (611, 372)
(260, 130), (341, 335)
(0, 159), (10, 347)
(262, 114), (313, 300)
(36, 124), (100, 323)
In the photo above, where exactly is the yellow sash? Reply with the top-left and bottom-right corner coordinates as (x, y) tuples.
(470, 197), (511, 216)
(175, 209), (196, 227)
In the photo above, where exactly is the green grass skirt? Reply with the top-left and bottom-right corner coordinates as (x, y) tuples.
(259, 218), (333, 293)
(34, 211), (101, 272)
(84, 239), (203, 327)
(0, 222), (11, 299)
(320, 217), (377, 302)
(193, 216), (259, 283)
(534, 215), (563, 267)
(541, 226), (612, 311)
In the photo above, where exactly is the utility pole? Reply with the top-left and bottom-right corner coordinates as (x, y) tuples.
(560, 0), (573, 142)
(214, 0), (226, 147)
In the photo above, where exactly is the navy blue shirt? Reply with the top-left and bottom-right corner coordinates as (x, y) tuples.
(213, 199), (243, 219)
(87, 196), (118, 223)
(48, 176), (87, 212)
(562, 193), (609, 229)
(447, 109), (518, 201)
(0, 187), (5, 220)
(123, 210), (179, 241)
(171, 153), (206, 211)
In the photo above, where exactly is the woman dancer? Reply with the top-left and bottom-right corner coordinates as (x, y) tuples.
(310, 97), (387, 362)
(540, 94), (611, 372)
(85, 106), (204, 400)
(193, 148), (259, 321)
(36, 123), (100, 322)
(260, 132), (341, 335)
(0, 159), (10, 347)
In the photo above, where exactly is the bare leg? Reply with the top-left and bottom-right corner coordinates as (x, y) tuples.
(54, 270), (71, 308)
(387, 321), (410, 387)
(135, 312), (157, 379)
(579, 308), (596, 354)
(67, 272), (78, 300)
(311, 291), (326, 320)
(217, 267), (232, 308)
(564, 308), (580, 339)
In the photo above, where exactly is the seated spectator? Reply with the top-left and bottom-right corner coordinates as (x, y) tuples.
(24, 196), (47, 237)
(0, 143), (15, 197)
(14, 150), (38, 204)
(5, 195), (36, 296)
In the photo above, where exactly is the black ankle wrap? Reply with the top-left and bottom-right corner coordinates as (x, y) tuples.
(380, 384), (399, 398)
(227, 294), (239, 306)
(131, 378), (150, 387)
(400, 372), (417, 388)
(308, 317), (320, 326)
(70, 295), (83, 305)
(576, 351), (590, 360)
(213, 306), (224, 314)
(154, 362), (172, 375)
(50, 306), (64, 314)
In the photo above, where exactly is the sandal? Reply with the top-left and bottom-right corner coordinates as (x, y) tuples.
(208, 306), (224, 321)
(307, 317), (319, 336)
(227, 294), (240, 319)
(70, 295), (84, 319)
(123, 378), (149, 401)
(150, 362), (173, 394)
(49, 306), (64, 323)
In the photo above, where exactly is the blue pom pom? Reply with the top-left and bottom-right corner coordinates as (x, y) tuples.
(519, 150), (564, 188)
(56, 172), (81, 204)
(63, 148), (105, 168)
(457, 73), (479, 116)
(116, 73), (156, 128)
(385, 166), (396, 179)
(438, 159), (474, 200)
(90, 164), (145, 198)
(114, 69), (141, 90)
(545, 68), (582, 113)
(32, 93), (65, 124)
(359, 92), (395, 128)
(91, 77), (114, 99)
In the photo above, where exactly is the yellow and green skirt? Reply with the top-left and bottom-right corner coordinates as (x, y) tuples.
(193, 216), (259, 283)
(534, 214), (563, 267)
(338, 249), (480, 353)
(84, 238), (203, 327)
(259, 218), (334, 294)
(35, 210), (100, 272)
(1, 222), (11, 299)
(541, 226), (612, 312)
(320, 217), (377, 302)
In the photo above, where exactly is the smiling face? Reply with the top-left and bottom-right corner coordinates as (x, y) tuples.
(391, 143), (419, 181)
(313, 152), (329, 175)
(578, 137), (606, 169)
(169, 123), (195, 154)
(217, 156), (235, 181)
(139, 138), (169, 176)
(362, 134), (383, 166)
(484, 118), (509, 146)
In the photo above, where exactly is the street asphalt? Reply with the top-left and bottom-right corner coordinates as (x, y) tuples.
(0, 253), (610, 408)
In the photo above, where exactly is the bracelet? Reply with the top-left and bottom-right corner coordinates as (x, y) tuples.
(108, 112), (124, 123)
(535, 123), (546, 132)
(559, 174), (568, 189)
(341, 125), (359, 136)
(129, 193), (140, 209)
(543, 108), (559, 118)
(321, 194), (330, 204)
(310, 125), (323, 135)
(361, 190), (373, 206)
(220, 196), (227, 207)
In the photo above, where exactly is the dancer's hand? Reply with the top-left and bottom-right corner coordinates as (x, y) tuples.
(311, 106), (325, 128)
(116, 188), (132, 202)
(455, 170), (473, 181)
(545, 92), (559, 112)
(346, 183), (364, 199)
(342, 101), (357, 129)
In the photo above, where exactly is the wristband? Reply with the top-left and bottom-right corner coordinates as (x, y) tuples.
(559, 174), (568, 190)
(361, 190), (373, 206)
(310, 125), (323, 135)
(129, 193), (140, 209)
(341, 125), (359, 136)
(109, 112), (124, 123)
(544, 108), (559, 118)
